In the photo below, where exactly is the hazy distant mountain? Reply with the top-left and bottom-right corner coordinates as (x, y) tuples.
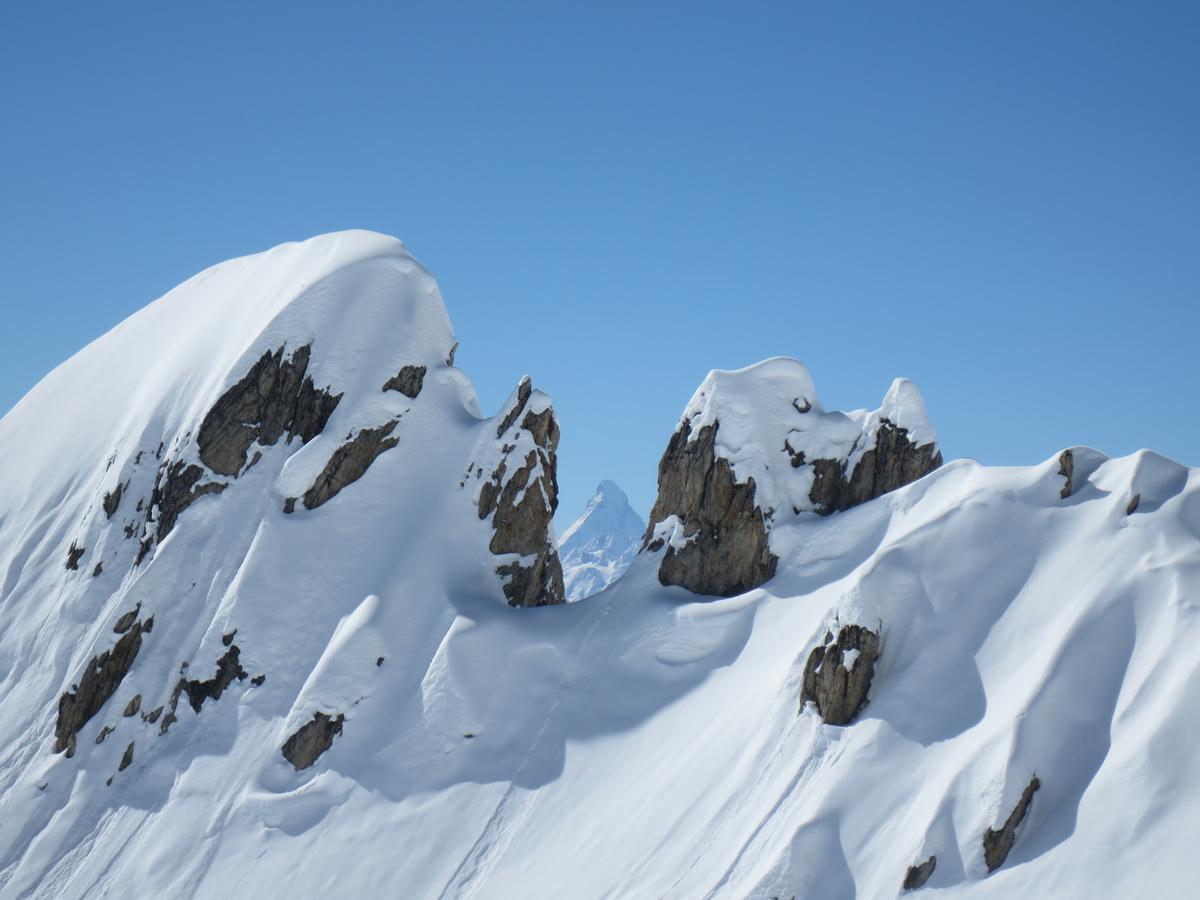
(558, 481), (645, 600)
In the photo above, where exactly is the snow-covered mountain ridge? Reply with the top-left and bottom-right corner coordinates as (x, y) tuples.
(1, 231), (1198, 899)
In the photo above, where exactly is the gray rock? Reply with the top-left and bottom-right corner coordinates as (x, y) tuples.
(55, 619), (147, 752)
(65, 542), (85, 571)
(478, 379), (565, 607)
(118, 741), (134, 772)
(983, 776), (1040, 872)
(1058, 450), (1074, 499)
(123, 694), (141, 717)
(159, 643), (248, 735)
(903, 855), (936, 890)
(808, 420), (943, 515)
(299, 420), (400, 510)
(113, 605), (140, 634)
(1127, 493), (1141, 515)
(103, 482), (124, 519)
(281, 711), (345, 771)
(197, 343), (342, 477)
(801, 624), (880, 726)
(382, 365), (426, 398)
(149, 459), (227, 543)
(642, 421), (776, 597)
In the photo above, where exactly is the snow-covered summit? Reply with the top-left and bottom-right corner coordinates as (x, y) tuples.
(558, 480), (645, 600)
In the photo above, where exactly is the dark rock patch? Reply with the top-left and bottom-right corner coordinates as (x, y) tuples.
(55, 620), (147, 753)
(65, 542), (85, 571)
(903, 855), (936, 890)
(103, 482), (125, 519)
(118, 742), (134, 772)
(801, 624), (881, 726)
(281, 711), (345, 771)
(113, 605), (141, 634)
(251, 674), (266, 687)
(123, 694), (141, 717)
(300, 421), (399, 510)
(479, 384), (565, 607)
(446, 342), (458, 366)
(197, 344), (342, 477)
(1058, 450), (1074, 499)
(150, 460), (227, 543)
(983, 776), (1040, 872)
(808, 420), (942, 515)
(376, 657), (384, 667)
(382, 365), (426, 398)
(92, 562), (103, 577)
(160, 644), (248, 734)
(143, 705), (163, 724)
(642, 421), (776, 597)
(95, 725), (114, 745)
(1126, 493), (1141, 515)
(222, 629), (237, 646)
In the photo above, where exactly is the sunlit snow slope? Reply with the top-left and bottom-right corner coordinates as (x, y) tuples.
(1, 231), (1198, 899)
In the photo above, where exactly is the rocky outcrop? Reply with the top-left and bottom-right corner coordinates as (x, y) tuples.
(103, 482), (124, 519)
(282, 711), (345, 771)
(149, 460), (227, 543)
(290, 420), (399, 511)
(641, 363), (941, 598)
(197, 344), (342, 477)
(1127, 493), (1141, 515)
(65, 542), (85, 571)
(983, 776), (1040, 872)
(642, 421), (776, 597)
(382, 365), (426, 398)
(477, 378), (565, 607)
(801, 624), (880, 726)
(808, 420), (943, 515)
(55, 618), (149, 754)
(903, 856), (937, 890)
(118, 741), (134, 772)
(159, 644), (248, 734)
(1058, 450), (1074, 499)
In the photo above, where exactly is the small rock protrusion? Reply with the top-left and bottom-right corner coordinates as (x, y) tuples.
(983, 776), (1040, 872)
(283, 497), (297, 514)
(376, 657), (384, 667)
(113, 605), (141, 634)
(92, 562), (103, 577)
(251, 674), (266, 687)
(801, 624), (881, 726)
(65, 542), (85, 571)
(382, 364), (427, 399)
(1126, 493), (1141, 515)
(446, 341), (459, 366)
(903, 855), (937, 890)
(123, 694), (142, 717)
(118, 741), (134, 772)
(281, 712), (345, 771)
(143, 705), (163, 724)
(1058, 450), (1074, 499)
(103, 482), (124, 519)
(95, 725), (114, 745)
(222, 629), (237, 647)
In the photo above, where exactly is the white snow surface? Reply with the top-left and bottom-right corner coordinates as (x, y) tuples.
(557, 481), (645, 601)
(1, 232), (1199, 899)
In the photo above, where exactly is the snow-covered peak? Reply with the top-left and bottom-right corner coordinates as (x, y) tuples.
(558, 480), (646, 600)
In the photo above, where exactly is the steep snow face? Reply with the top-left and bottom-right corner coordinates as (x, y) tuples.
(2, 235), (1199, 900)
(558, 481), (646, 600)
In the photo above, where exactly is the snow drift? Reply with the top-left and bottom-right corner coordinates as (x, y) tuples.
(1, 231), (1198, 899)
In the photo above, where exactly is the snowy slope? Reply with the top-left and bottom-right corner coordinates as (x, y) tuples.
(1, 232), (1199, 899)
(557, 481), (645, 600)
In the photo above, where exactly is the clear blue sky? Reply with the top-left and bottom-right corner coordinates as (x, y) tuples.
(2, 2), (1197, 523)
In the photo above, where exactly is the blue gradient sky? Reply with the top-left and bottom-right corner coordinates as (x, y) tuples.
(2, 2), (1197, 522)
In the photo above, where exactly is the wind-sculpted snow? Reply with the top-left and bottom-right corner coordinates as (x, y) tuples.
(0, 232), (1198, 899)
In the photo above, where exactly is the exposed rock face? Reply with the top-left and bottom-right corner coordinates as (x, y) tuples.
(118, 741), (134, 772)
(983, 776), (1040, 872)
(123, 694), (141, 717)
(801, 625), (881, 725)
(103, 482), (124, 519)
(1058, 450), (1074, 499)
(642, 421), (776, 597)
(113, 605), (140, 634)
(1127, 493), (1141, 515)
(903, 856), (937, 890)
(477, 377), (565, 607)
(160, 644), (248, 734)
(808, 421), (943, 515)
(382, 365), (426, 398)
(641, 362), (941, 597)
(150, 460), (227, 543)
(282, 711), (345, 771)
(55, 619), (148, 753)
(197, 344), (342, 477)
(294, 420), (399, 511)
(65, 542), (85, 571)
